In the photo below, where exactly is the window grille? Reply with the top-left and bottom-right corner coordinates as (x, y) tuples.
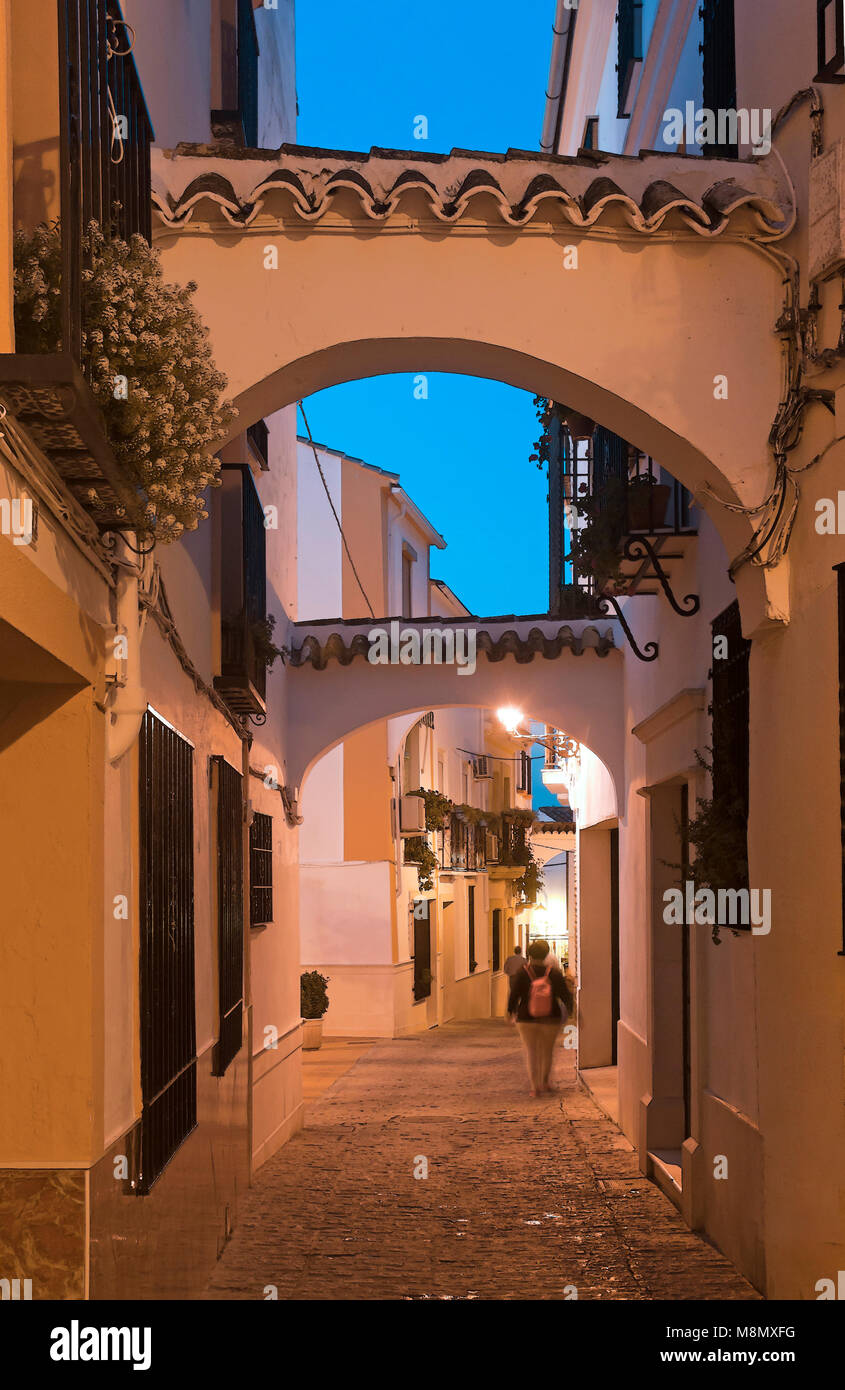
(617, 0), (643, 117)
(817, 0), (845, 82)
(467, 884), (477, 973)
(701, 0), (738, 158)
(710, 600), (750, 892)
(137, 711), (196, 1193)
(213, 757), (244, 1076)
(250, 811), (273, 927)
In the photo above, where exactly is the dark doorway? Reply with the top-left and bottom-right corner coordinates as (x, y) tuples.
(413, 900), (432, 1001)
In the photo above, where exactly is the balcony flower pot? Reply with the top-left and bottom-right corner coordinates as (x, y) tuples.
(627, 478), (671, 531)
(300, 970), (330, 1051)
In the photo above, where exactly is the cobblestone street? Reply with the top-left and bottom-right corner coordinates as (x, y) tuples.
(205, 1022), (759, 1301)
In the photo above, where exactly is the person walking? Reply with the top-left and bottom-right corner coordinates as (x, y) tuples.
(503, 943), (524, 979)
(507, 939), (573, 1097)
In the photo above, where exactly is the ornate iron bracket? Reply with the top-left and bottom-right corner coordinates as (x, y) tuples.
(597, 595), (659, 662)
(623, 536), (700, 617)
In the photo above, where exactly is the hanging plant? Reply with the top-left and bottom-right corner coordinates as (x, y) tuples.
(404, 836), (438, 891)
(515, 853), (544, 905)
(13, 220), (237, 542)
(251, 614), (286, 669)
(665, 750), (749, 946)
(566, 475), (629, 594)
(408, 787), (453, 830)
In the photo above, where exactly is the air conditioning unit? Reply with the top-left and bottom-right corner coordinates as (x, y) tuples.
(473, 755), (492, 779)
(400, 795), (426, 835)
(485, 832), (500, 862)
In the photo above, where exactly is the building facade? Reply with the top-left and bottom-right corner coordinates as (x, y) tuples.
(0, 0), (301, 1299)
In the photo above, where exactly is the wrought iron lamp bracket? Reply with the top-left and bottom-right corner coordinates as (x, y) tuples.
(623, 535), (700, 617)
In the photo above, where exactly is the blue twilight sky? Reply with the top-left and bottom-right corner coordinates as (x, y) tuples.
(295, 2), (555, 617)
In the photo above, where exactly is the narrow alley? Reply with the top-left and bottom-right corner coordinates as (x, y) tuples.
(205, 1022), (757, 1302)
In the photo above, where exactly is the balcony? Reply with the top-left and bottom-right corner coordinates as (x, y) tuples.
(488, 815), (531, 880)
(555, 424), (698, 606)
(2, 1), (154, 531)
(215, 614), (267, 716)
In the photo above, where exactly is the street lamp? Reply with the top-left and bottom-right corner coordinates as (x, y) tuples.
(495, 708), (580, 761)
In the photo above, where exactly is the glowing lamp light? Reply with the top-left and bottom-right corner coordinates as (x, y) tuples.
(497, 706), (525, 736)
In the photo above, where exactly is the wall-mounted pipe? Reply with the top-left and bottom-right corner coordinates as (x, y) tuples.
(105, 534), (149, 763)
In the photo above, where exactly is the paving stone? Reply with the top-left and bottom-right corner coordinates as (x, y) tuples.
(204, 1020), (759, 1301)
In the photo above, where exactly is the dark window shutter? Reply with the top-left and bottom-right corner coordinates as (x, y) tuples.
(213, 757), (244, 1075)
(249, 811), (273, 927)
(701, 0), (738, 158)
(138, 711), (197, 1192)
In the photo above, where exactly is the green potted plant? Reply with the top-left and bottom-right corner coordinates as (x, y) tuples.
(566, 479), (629, 595)
(251, 613), (286, 669)
(626, 471), (672, 532)
(300, 970), (330, 1050)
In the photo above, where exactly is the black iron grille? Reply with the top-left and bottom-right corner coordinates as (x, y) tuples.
(138, 710), (197, 1194)
(249, 811), (273, 927)
(59, 0), (154, 362)
(701, 0), (738, 158)
(213, 757), (244, 1076)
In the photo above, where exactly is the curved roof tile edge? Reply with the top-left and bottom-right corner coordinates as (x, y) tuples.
(151, 147), (790, 240)
(289, 624), (616, 670)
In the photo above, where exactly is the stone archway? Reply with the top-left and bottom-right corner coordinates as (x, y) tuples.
(152, 144), (791, 628)
(286, 615), (623, 808)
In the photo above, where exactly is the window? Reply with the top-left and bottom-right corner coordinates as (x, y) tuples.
(617, 0), (643, 117)
(401, 543), (416, 617)
(247, 419), (270, 471)
(582, 116), (599, 150)
(492, 908), (502, 973)
(467, 884), (477, 973)
(710, 600), (750, 888)
(413, 900), (433, 1001)
(250, 812), (273, 927)
(817, 0), (845, 82)
(518, 750), (533, 795)
(212, 0), (259, 147)
(213, 757), (244, 1075)
(138, 711), (196, 1193)
(701, 0), (738, 158)
(215, 467), (268, 715)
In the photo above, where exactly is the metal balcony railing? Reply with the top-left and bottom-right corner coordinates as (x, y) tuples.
(59, 0), (154, 366)
(559, 424), (697, 603)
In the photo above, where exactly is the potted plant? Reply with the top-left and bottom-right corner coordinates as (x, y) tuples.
(566, 479), (629, 595)
(300, 970), (330, 1050)
(626, 472), (672, 532)
(13, 220), (236, 542)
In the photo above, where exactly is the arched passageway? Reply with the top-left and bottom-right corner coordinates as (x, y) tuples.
(286, 616), (623, 801)
(152, 144), (792, 629)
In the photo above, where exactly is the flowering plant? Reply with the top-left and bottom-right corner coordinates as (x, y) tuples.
(13, 221), (236, 541)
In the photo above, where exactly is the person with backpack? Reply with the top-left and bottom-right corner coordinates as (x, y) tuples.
(507, 939), (573, 1097)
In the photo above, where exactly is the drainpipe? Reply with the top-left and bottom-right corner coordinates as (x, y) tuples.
(105, 534), (149, 763)
(540, 0), (578, 156)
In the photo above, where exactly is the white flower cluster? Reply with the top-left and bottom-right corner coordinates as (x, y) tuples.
(14, 221), (237, 542)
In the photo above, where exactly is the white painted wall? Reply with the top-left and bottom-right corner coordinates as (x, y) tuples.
(296, 440), (343, 620)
